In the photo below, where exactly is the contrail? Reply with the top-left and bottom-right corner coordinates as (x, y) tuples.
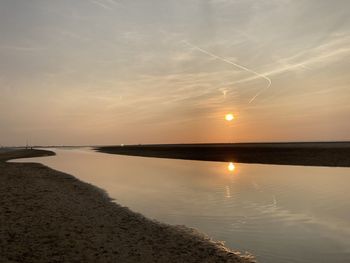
(182, 40), (271, 103)
(89, 0), (111, 10)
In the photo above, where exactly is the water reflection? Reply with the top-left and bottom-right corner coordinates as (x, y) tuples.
(13, 148), (350, 263)
(225, 186), (231, 198)
(228, 162), (235, 172)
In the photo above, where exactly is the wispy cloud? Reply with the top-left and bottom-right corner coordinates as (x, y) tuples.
(88, 0), (120, 10)
(0, 45), (45, 52)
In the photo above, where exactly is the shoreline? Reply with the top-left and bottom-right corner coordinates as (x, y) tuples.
(0, 149), (254, 262)
(96, 142), (350, 167)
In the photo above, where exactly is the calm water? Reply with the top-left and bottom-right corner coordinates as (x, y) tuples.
(14, 148), (350, 263)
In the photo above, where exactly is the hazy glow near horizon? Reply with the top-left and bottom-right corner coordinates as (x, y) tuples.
(0, 0), (349, 146)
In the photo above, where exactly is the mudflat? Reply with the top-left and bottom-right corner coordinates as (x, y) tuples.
(0, 149), (254, 263)
(97, 142), (350, 167)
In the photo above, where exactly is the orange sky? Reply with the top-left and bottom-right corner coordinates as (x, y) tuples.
(0, 0), (350, 146)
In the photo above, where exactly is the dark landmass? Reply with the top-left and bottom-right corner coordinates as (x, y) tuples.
(97, 142), (350, 167)
(0, 149), (254, 263)
(0, 148), (55, 161)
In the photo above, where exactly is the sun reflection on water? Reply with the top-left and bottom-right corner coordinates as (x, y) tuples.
(228, 162), (235, 172)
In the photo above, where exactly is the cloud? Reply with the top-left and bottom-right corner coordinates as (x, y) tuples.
(223, 33), (350, 87)
(0, 45), (45, 52)
(88, 0), (120, 10)
(182, 40), (271, 103)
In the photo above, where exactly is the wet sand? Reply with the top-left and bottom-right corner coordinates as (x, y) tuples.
(97, 142), (350, 167)
(0, 149), (254, 263)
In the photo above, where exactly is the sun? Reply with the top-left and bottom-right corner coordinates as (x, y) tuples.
(225, 113), (234, 121)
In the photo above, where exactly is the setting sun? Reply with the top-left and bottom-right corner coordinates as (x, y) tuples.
(225, 113), (235, 121)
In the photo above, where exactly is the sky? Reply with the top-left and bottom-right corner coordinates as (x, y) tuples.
(0, 0), (350, 146)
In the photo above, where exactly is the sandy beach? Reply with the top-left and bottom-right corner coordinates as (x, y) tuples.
(0, 149), (254, 263)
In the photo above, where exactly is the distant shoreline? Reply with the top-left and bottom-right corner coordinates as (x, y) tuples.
(0, 149), (254, 263)
(96, 142), (350, 167)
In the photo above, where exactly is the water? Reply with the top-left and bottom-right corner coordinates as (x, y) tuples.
(14, 148), (350, 263)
